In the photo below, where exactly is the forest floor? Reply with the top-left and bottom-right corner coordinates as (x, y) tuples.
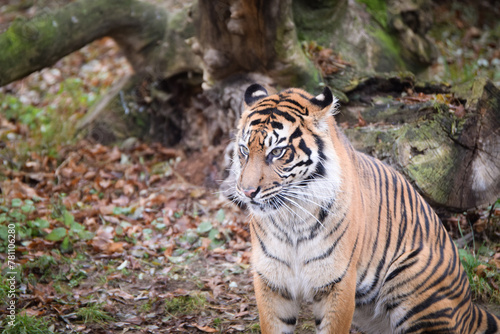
(1, 1), (500, 333)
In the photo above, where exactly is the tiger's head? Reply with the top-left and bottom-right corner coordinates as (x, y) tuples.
(231, 84), (343, 218)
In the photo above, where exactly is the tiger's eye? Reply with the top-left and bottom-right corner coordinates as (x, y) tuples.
(240, 145), (249, 156)
(270, 147), (284, 157)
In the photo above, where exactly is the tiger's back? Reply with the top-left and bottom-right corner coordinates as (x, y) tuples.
(353, 151), (496, 333)
(231, 84), (500, 333)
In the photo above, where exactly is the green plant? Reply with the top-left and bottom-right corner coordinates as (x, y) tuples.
(356, 0), (388, 28)
(165, 293), (207, 316)
(213, 317), (223, 328)
(1, 313), (53, 334)
(68, 269), (88, 288)
(45, 206), (93, 253)
(0, 277), (12, 307)
(76, 303), (114, 324)
(0, 199), (49, 252)
(456, 217), (500, 303)
(23, 255), (58, 283)
(458, 248), (500, 303)
(247, 323), (261, 333)
(139, 300), (154, 313)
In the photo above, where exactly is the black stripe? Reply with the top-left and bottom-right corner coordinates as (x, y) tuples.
(304, 223), (349, 265)
(249, 108), (273, 118)
(274, 109), (297, 122)
(282, 98), (307, 115)
(324, 207), (347, 239)
(279, 317), (297, 326)
(298, 139), (311, 156)
(384, 259), (418, 283)
(485, 311), (499, 334)
(250, 119), (262, 126)
(254, 228), (290, 267)
(313, 235), (359, 302)
(271, 121), (283, 129)
(283, 159), (313, 172)
(257, 271), (294, 300)
(268, 216), (293, 246)
(356, 160), (386, 300)
(355, 158), (382, 294)
(289, 127), (302, 140)
(313, 135), (327, 178)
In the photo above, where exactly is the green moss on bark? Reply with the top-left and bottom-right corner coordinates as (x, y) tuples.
(396, 109), (461, 206)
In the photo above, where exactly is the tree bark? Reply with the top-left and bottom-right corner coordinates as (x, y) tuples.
(341, 76), (500, 210)
(193, 0), (321, 90)
(0, 0), (167, 87)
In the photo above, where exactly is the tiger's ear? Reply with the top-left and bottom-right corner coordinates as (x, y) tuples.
(245, 84), (268, 107)
(309, 86), (339, 117)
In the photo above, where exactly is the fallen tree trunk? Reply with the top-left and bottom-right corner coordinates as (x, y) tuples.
(341, 76), (500, 211)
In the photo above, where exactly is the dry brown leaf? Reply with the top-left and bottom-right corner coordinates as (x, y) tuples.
(99, 179), (112, 189)
(106, 242), (125, 254)
(199, 237), (212, 251)
(109, 289), (135, 300)
(122, 182), (135, 195)
(99, 204), (115, 215)
(163, 244), (174, 257)
(0, 179), (40, 199)
(192, 324), (218, 333)
(107, 146), (122, 162)
(123, 316), (143, 325)
(489, 257), (500, 269)
(473, 219), (486, 233)
(475, 264), (488, 278)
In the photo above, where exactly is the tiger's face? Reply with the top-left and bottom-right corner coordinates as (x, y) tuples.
(232, 84), (342, 217)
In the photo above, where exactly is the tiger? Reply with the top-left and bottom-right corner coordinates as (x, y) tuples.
(228, 83), (500, 333)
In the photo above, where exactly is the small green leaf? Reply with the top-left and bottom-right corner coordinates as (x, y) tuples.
(197, 221), (213, 234)
(0, 225), (8, 241)
(11, 198), (22, 207)
(63, 211), (75, 227)
(61, 236), (73, 253)
(9, 211), (26, 222)
(113, 206), (132, 215)
(208, 228), (220, 241)
(70, 221), (85, 233)
(21, 203), (35, 213)
(115, 225), (124, 236)
(34, 218), (50, 229)
(45, 227), (67, 241)
(77, 230), (94, 240)
(215, 209), (225, 223)
(210, 238), (225, 249)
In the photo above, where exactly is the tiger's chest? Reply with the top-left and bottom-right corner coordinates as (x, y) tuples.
(251, 230), (342, 301)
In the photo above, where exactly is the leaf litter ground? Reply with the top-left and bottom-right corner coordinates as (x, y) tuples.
(0, 33), (264, 332)
(1, 134), (263, 332)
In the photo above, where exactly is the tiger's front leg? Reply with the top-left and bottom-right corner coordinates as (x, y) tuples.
(254, 272), (300, 334)
(311, 272), (357, 334)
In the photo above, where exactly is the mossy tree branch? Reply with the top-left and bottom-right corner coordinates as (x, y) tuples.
(0, 0), (167, 87)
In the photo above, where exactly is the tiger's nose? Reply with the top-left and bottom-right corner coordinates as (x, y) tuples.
(242, 186), (260, 199)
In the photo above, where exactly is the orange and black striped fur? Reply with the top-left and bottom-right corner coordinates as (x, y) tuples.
(229, 84), (500, 333)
